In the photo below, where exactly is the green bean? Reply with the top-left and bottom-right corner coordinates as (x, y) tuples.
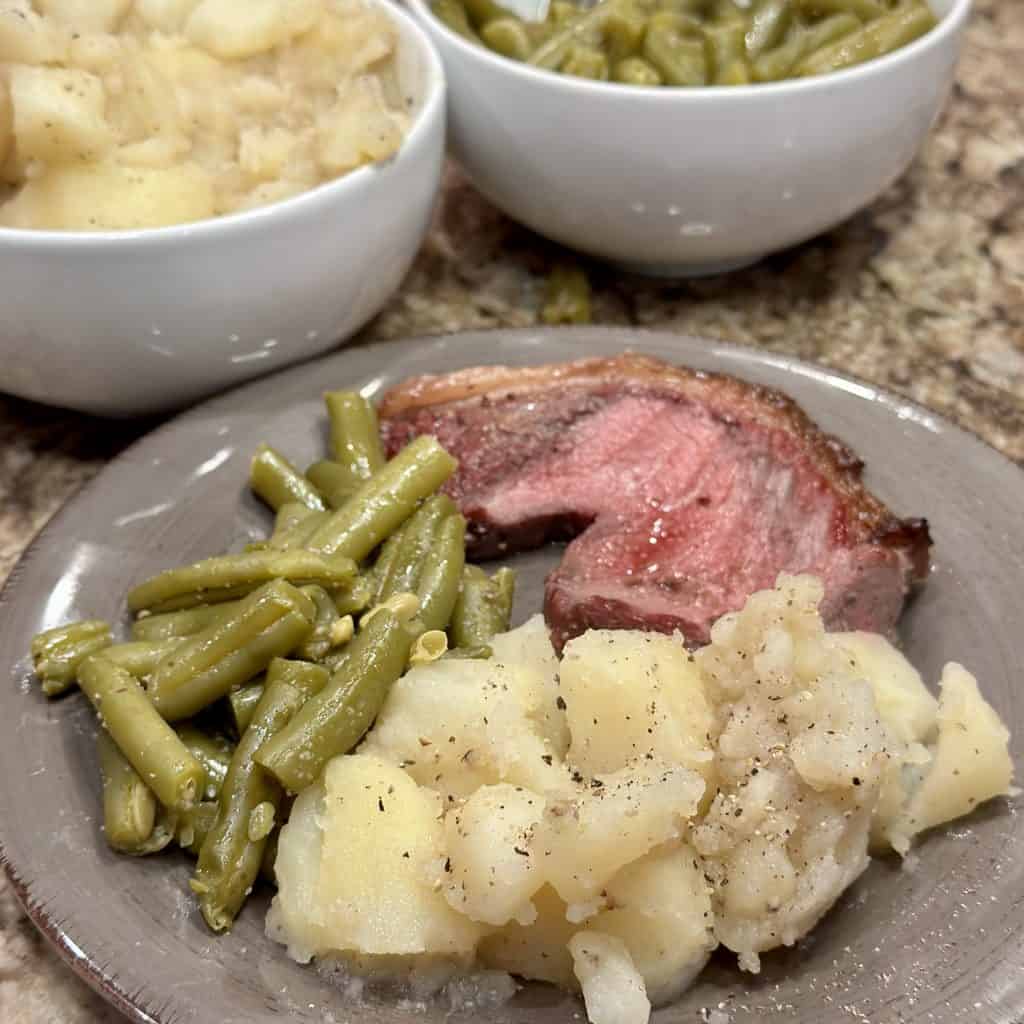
(377, 495), (456, 602)
(542, 264), (592, 325)
(551, 0), (579, 21)
(433, 0), (480, 37)
(132, 604), (236, 643)
(333, 574), (375, 617)
(305, 459), (360, 509)
(249, 444), (326, 513)
(415, 514), (467, 633)
(529, 5), (608, 68)
(795, 0), (935, 75)
(794, 0), (886, 20)
(78, 656), (205, 812)
(148, 580), (316, 722)
(267, 510), (331, 551)
(31, 620), (112, 697)
(127, 549), (357, 614)
(324, 391), (385, 482)
(295, 584), (341, 662)
(255, 610), (414, 793)
(102, 640), (183, 677)
(228, 680), (265, 735)
(716, 56), (751, 82)
(176, 724), (234, 800)
(643, 13), (708, 84)
(482, 17), (534, 59)
(175, 800), (220, 855)
(463, 0), (512, 25)
(97, 731), (161, 854)
(752, 12), (858, 78)
(444, 644), (494, 660)
(270, 502), (317, 545)
(613, 55), (663, 84)
(451, 565), (516, 650)
(192, 659), (326, 931)
(744, 0), (793, 56)
(706, 22), (748, 81)
(304, 436), (458, 560)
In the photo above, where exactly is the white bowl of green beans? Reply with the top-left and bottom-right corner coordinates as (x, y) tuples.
(408, 0), (968, 275)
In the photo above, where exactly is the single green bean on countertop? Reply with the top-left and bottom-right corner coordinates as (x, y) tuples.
(147, 580), (316, 722)
(192, 659), (326, 931)
(541, 265), (591, 325)
(78, 656), (205, 812)
(255, 610), (414, 793)
(97, 731), (161, 855)
(249, 445), (326, 513)
(324, 391), (386, 481)
(127, 549), (357, 614)
(31, 620), (111, 697)
(304, 436), (458, 560)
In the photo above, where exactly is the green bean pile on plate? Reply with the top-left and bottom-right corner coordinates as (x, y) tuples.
(29, 392), (514, 934)
(432, 0), (937, 84)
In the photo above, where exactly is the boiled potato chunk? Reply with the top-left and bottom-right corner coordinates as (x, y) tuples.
(274, 754), (481, 959)
(443, 784), (546, 927)
(833, 632), (937, 745)
(898, 663), (1013, 839)
(0, 4), (68, 64)
(266, 780), (331, 963)
(361, 657), (568, 800)
(315, 82), (403, 176)
(560, 629), (714, 781)
(591, 844), (715, 1005)
(36, 0), (131, 32)
(569, 931), (650, 1024)
(186, 0), (318, 60)
(490, 614), (568, 756)
(133, 0), (202, 32)
(478, 885), (578, 989)
(8, 65), (113, 165)
(0, 78), (11, 166)
(0, 160), (214, 229)
(542, 760), (704, 906)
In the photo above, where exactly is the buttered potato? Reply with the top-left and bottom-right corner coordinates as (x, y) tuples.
(270, 582), (1014, 1024)
(0, 0), (409, 229)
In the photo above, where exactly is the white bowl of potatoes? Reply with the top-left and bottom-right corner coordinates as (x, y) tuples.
(0, 0), (445, 416)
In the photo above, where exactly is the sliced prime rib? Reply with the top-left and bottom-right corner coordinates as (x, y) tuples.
(378, 354), (931, 650)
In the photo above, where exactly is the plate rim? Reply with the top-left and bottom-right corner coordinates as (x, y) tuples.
(2, 325), (1022, 1024)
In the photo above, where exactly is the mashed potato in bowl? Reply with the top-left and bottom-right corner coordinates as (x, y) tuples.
(0, 0), (410, 230)
(268, 575), (1014, 1024)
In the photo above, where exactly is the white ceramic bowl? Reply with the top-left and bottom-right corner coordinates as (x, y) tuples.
(0, 1), (445, 417)
(408, 0), (968, 276)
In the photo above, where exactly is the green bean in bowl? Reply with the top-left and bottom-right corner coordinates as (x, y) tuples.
(432, 0), (937, 83)
(26, 389), (515, 934)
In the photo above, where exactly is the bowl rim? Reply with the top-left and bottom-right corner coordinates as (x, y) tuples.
(0, 0), (446, 248)
(407, 0), (971, 101)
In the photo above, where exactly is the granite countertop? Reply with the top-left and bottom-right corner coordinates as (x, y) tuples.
(1, 1), (1021, 1019)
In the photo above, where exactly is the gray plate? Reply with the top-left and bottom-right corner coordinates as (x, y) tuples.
(2, 328), (1022, 1024)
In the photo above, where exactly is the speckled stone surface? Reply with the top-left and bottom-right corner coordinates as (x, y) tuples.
(1, 1), (1022, 1019)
